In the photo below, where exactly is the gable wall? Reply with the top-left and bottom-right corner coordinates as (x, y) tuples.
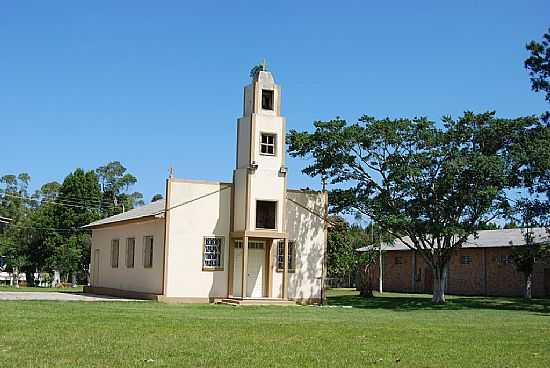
(164, 180), (232, 299)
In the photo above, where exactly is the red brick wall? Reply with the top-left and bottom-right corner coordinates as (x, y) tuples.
(447, 249), (484, 295)
(370, 247), (550, 298)
(485, 248), (524, 297)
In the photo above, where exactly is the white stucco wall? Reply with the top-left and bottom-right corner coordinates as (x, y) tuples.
(272, 190), (327, 301)
(164, 180), (232, 299)
(90, 218), (165, 294)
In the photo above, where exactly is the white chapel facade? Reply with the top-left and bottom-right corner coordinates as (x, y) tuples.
(85, 68), (327, 304)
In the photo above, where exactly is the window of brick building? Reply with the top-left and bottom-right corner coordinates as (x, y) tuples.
(416, 268), (422, 282)
(461, 255), (473, 265)
(395, 256), (403, 265)
(496, 255), (513, 265)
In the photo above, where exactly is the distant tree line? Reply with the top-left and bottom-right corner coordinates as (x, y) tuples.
(0, 161), (152, 286)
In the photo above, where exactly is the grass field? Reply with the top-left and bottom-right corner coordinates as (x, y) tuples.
(0, 289), (549, 367)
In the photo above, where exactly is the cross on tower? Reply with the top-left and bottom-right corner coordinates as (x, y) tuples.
(261, 58), (268, 71)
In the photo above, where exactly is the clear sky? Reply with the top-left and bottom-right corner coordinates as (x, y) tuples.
(1, 1), (548, 202)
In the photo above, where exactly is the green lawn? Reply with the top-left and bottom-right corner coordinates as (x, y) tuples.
(0, 289), (549, 367)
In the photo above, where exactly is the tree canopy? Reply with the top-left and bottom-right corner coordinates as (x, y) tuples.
(288, 112), (542, 303)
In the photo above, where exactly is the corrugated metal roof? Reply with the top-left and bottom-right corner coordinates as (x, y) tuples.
(83, 199), (165, 228)
(356, 227), (550, 252)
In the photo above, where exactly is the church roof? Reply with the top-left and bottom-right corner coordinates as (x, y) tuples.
(356, 227), (550, 252)
(83, 199), (165, 229)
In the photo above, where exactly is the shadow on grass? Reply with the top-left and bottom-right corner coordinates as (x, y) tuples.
(328, 291), (550, 314)
(0, 287), (84, 294)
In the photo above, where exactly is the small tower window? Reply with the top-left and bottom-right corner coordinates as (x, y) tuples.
(256, 200), (277, 229)
(261, 89), (274, 110)
(260, 133), (276, 155)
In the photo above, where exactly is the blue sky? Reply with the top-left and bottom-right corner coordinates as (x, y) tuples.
(1, 1), (548, 202)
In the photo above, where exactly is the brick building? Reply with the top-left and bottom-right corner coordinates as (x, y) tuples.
(360, 228), (550, 298)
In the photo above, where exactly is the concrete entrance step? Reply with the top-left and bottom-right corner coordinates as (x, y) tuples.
(217, 298), (296, 306)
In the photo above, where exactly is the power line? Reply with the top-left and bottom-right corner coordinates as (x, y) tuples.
(4, 193), (110, 211)
(3, 222), (85, 233)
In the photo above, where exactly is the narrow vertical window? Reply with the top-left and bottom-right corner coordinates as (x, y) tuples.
(111, 239), (119, 268)
(126, 238), (135, 268)
(276, 240), (296, 273)
(260, 133), (276, 155)
(143, 236), (154, 268)
(203, 236), (224, 270)
(261, 89), (274, 110)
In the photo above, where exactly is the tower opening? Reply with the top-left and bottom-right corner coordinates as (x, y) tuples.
(261, 89), (274, 110)
(256, 200), (277, 229)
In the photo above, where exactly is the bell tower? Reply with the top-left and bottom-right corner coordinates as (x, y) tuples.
(232, 65), (287, 235)
(228, 64), (291, 300)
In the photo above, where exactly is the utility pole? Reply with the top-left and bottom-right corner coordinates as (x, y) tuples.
(372, 221), (383, 293)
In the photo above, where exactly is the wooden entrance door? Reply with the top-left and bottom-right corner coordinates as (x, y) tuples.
(247, 244), (264, 298)
(232, 241), (265, 298)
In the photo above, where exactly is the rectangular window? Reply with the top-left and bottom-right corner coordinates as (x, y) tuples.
(276, 240), (296, 272)
(203, 236), (224, 270)
(143, 236), (154, 268)
(461, 255), (473, 265)
(126, 238), (135, 268)
(416, 267), (422, 282)
(260, 133), (276, 155)
(496, 255), (513, 265)
(395, 256), (403, 265)
(256, 200), (277, 229)
(261, 89), (274, 110)
(111, 239), (119, 268)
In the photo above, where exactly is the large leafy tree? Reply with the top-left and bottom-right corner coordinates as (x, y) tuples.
(525, 28), (550, 103)
(96, 161), (144, 215)
(47, 169), (102, 281)
(288, 112), (537, 303)
(0, 173), (34, 286)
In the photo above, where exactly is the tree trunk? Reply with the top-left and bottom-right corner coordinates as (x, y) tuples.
(524, 272), (533, 299)
(25, 270), (35, 287)
(11, 267), (19, 288)
(432, 263), (449, 304)
(359, 265), (374, 298)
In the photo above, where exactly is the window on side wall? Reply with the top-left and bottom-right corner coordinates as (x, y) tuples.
(126, 238), (135, 268)
(260, 133), (276, 155)
(394, 256), (403, 265)
(496, 255), (513, 265)
(461, 255), (472, 265)
(276, 240), (296, 273)
(203, 236), (224, 270)
(143, 236), (154, 268)
(111, 239), (119, 268)
(416, 267), (422, 282)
